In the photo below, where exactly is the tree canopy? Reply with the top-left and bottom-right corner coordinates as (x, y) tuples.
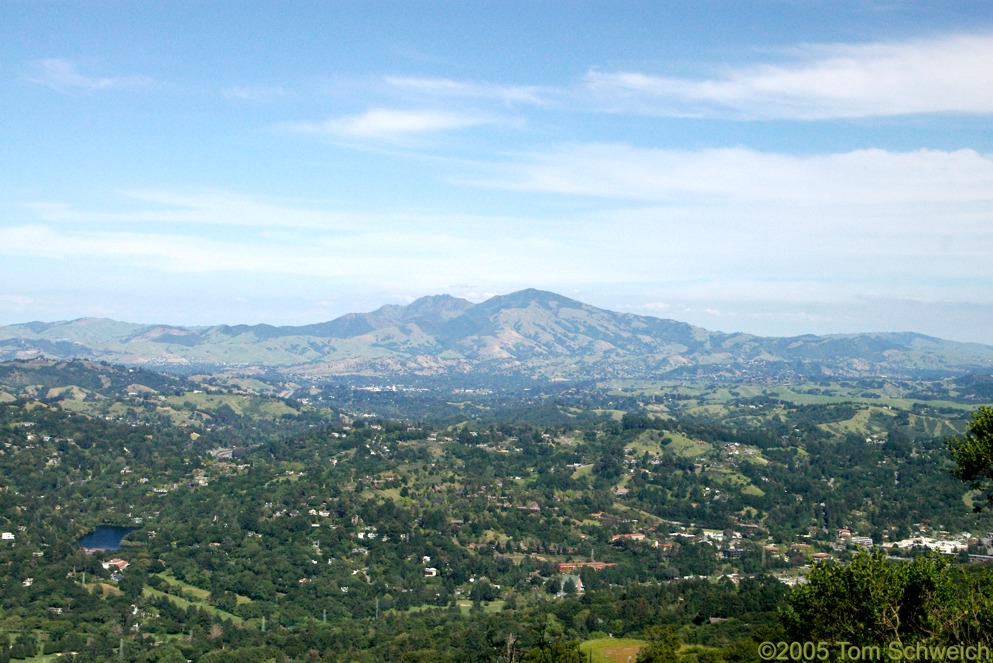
(947, 406), (993, 511)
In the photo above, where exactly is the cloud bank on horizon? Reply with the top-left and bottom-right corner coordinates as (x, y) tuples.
(1, 2), (992, 343)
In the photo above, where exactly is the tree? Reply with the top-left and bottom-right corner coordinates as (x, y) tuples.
(523, 641), (584, 663)
(780, 551), (953, 646)
(946, 406), (993, 511)
(636, 625), (680, 662)
(119, 569), (145, 599)
(146, 645), (187, 663)
(9, 634), (38, 660)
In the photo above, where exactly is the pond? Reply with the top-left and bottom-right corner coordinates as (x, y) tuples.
(78, 526), (137, 551)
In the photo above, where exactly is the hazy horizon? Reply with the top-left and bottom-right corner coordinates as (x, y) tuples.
(3, 287), (992, 347)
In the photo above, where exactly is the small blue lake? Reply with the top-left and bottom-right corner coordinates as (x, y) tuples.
(78, 526), (137, 551)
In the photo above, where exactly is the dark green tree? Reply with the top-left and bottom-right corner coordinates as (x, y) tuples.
(780, 551), (953, 647)
(946, 406), (993, 511)
(523, 641), (584, 663)
(9, 634), (38, 660)
(636, 625), (680, 662)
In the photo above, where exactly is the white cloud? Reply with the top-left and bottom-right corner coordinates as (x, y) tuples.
(287, 108), (487, 142)
(467, 142), (993, 313)
(383, 76), (549, 106)
(27, 58), (155, 93)
(584, 32), (993, 119)
(27, 190), (357, 230)
(1, 201), (600, 286)
(0, 225), (240, 272)
(223, 85), (289, 102)
(6, 181), (993, 339)
(491, 144), (993, 206)
(15, 138), (993, 308)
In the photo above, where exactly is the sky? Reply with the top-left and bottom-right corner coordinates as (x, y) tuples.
(2, 1), (993, 343)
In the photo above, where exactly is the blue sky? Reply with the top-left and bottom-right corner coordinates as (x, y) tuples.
(2, 1), (993, 343)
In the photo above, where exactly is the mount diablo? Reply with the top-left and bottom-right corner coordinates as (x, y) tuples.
(1, 289), (991, 380)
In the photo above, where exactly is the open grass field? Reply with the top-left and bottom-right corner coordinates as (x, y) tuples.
(157, 570), (251, 605)
(144, 586), (244, 624)
(606, 379), (979, 411)
(157, 570), (210, 599)
(579, 637), (646, 663)
(663, 432), (711, 458)
(623, 430), (710, 459)
(456, 599), (505, 614)
(572, 463), (594, 480)
(147, 571), (249, 621)
(710, 467), (766, 497)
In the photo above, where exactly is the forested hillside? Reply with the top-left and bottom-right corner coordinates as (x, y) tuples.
(1, 360), (992, 661)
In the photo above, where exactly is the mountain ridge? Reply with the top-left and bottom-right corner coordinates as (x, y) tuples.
(1, 289), (991, 380)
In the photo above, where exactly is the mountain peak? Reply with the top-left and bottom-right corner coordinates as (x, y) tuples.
(3, 289), (992, 379)
(404, 294), (474, 318)
(481, 288), (586, 311)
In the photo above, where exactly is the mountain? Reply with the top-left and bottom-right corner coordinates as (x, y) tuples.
(1, 289), (992, 380)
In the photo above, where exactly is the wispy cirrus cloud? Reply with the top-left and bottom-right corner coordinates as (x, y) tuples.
(26, 190), (534, 234)
(0, 215), (595, 287)
(26, 58), (156, 93)
(5, 168), (993, 339)
(223, 85), (289, 102)
(0, 224), (242, 273)
(584, 32), (993, 119)
(491, 143), (993, 206)
(27, 190), (356, 230)
(383, 76), (550, 106)
(286, 108), (489, 142)
(473, 143), (993, 292)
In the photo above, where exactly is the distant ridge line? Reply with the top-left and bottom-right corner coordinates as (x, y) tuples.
(1, 289), (991, 380)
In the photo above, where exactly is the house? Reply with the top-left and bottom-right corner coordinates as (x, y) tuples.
(1, 532), (14, 541)
(101, 558), (129, 572)
(892, 536), (968, 554)
(424, 567), (438, 577)
(610, 533), (646, 543)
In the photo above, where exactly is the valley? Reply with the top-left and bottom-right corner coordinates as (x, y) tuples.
(1, 355), (992, 660)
